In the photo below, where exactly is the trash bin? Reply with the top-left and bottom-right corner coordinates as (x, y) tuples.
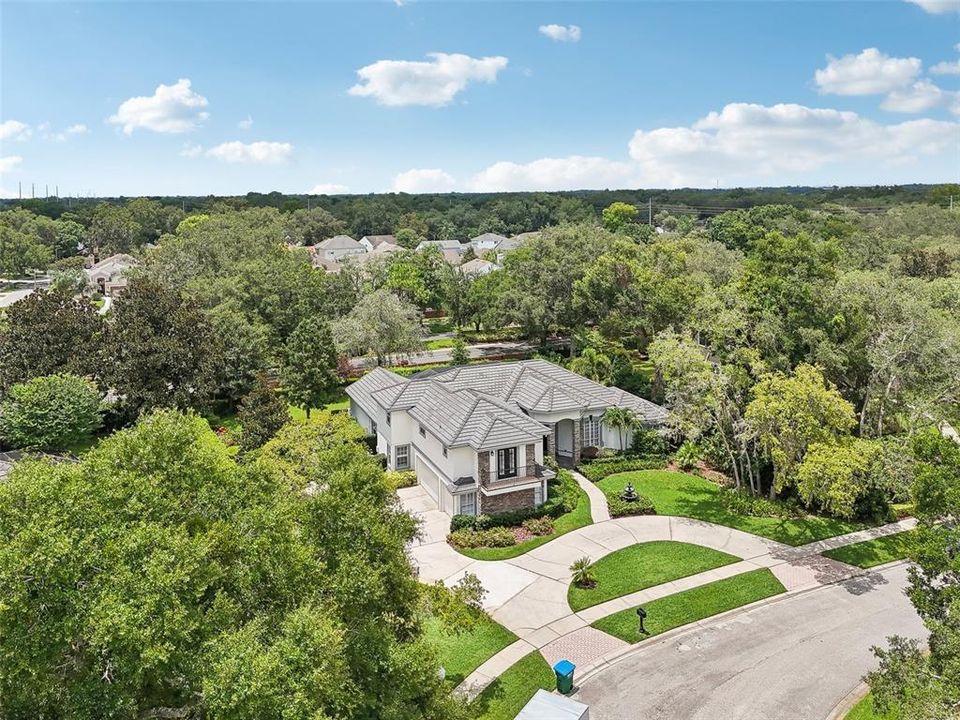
(553, 659), (576, 694)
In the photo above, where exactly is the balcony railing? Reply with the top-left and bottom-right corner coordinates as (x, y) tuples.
(482, 464), (548, 490)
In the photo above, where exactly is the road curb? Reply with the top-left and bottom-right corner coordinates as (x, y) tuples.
(824, 681), (870, 720)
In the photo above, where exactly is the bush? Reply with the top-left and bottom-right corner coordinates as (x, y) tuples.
(606, 492), (656, 518)
(448, 527), (516, 549)
(570, 556), (596, 588)
(384, 470), (417, 491)
(578, 457), (666, 482)
(717, 488), (804, 519)
(675, 441), (700, 471)
(580, 446), (601, 460)
(447, 469), (580, 532)
(631, 428), (669, 456)
(362, 434), (378, 453)
(522, 516), (554, 536)
(0, 374), (102, 451)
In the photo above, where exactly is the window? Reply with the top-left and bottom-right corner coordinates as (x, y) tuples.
(395, 444), (410, 470)
(419, 424), (426, 438)
(371, 420), (377, 436)
(442, 446), (448, 457)
(497, 447), (518, 479)
(460, 492), (477, 516)
(583, 416), (601, 447)
(386, 412), (391, 426)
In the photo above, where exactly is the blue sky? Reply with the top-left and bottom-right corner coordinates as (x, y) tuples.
(1, 0), (958, 197)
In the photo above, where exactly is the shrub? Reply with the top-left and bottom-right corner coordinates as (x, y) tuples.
(384, 470), (417, 491)
(362, 434), (377, 453)
(717, 488), (804, 519)
(631, 428), (669, 456)
(570, 556), (596, 588)
(578, 457), (666, 482)
(606, 492), (656, 518)
(580, 446), (601, 460)
(448, 527), (516, 549)
(522, 516), (554, 536)
(675, 441), (700, 471)
(447, 469), (580, 532)
(0, 374), (102, 451)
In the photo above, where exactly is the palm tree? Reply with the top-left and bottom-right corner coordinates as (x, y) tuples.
(604, 406), (639, 452)
(569, 556), (596, 588)
(569, 347), (613, 384)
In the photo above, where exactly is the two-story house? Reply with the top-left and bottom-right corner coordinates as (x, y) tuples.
(347, 360), (667, 517)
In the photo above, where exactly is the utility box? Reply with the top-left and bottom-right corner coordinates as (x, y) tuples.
(515, 689), (589, 720)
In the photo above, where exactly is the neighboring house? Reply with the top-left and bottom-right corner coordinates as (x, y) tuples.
(441, 248), (463, 266)
(85, 253), (138, 297)
(459, 258), (500, 277)
(312, 256), (342, 273)
(346, 359), (666, 517)
(468, 232), (508, 253)
(416, 239), (465, 254)
(312, 235), (365, 261)
(359, 234), (396, 252)
(493, 232), (539, 261)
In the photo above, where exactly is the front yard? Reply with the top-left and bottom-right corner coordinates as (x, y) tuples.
(567, 541), (741, 611)
(593, 568), (786, 643)
(824, 531), (915, 569)
(423, 613), (517, 687)
(597, 470), (870, 546)
(471, 651), (554, 720)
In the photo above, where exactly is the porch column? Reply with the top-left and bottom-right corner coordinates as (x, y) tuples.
(546, 423), (556, 458)
(572, 418), (582, 467)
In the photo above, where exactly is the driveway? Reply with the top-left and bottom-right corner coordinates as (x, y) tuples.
(350, 340), (537, 370)
(575, 562), (925, 720)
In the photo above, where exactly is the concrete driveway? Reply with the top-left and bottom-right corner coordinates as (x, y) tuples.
(575, 562), (925, 720)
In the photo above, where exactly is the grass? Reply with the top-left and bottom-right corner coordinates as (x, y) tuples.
(567, 540), (741, 611)
(597, 470), (869, 546)
(593, 568), (786, 644)
(208, 390), (351, 433)
(845, 692), (897, 720)
(426, 318), (455, 334)
(456, 486), (593, 561)
(425, 338), (456, 350)
(422, 614), (517, 687)
(471, 651), (555, 720)
(824, 531), (915, 569)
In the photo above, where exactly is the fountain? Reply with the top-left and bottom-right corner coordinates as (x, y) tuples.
(620, 482), (640, 503)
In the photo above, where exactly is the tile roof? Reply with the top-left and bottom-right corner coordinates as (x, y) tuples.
(469, 232), (508, 246)
(361, 234), (396, 248)
(346, 360), (668, 450)
(317, 234), (361, 250)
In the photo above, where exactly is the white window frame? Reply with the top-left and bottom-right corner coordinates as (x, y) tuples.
(395, 444), (410, 470)
(459, 492), (477, 516)
(583, 416), (601, 447)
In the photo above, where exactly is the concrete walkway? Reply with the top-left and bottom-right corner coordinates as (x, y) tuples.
(570, 468), (610, 523)
(397, 485), (915, 700)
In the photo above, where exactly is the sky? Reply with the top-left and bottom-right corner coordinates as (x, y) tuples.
(1, 0), (959, 197)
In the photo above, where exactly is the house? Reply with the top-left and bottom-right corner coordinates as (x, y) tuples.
(459, 257), (500, 277)
(346, 359), (666, 517)
(359, 234), (396, 252)
(417, 239), (465, 254)
(311, 256), (342, 273)
(468, 232), (508, 253)
(311, 235), (365, 261)
(347, 241), (402, 266)
(441, 248), (463, 266)
(493, 232), (538, 262)
(85, 253), (138, 296)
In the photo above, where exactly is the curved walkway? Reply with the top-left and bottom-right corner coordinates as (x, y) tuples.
(571, 468), (610, 523)
(397, 486), (915, 699)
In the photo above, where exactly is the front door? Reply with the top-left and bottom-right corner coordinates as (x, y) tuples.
(497, 447), (518, 479)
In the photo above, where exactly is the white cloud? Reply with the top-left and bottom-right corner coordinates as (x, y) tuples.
(238, 115), (254, 129)
(538, 24), (582, 42)
(179, 143), (204, 158)
(626, 102), (959, 186)
(47, 124), (89, 142)
(905, 0), (960, 13)
(392, 168), (456, 193)
(882, 79), (955, 113)
(108, 78), (209, 135)
(470, 156), (633, 192)
(0, 156), (23, 173)
(931, 59), (960, 75)
(0, 120), (31, 141)
(205, 140), (293, 164)
(349, 52), (508, 107)
(307, 183), (350, 194)
(815, 48), (921, 95)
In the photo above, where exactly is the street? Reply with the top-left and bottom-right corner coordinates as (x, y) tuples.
(575, 562), (924, 720)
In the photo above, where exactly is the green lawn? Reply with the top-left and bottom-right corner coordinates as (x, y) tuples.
(425, 338), (456, 350)
(567, 540), (741, 611)
(427, 318), (455, 334)
(598, 471), (868, 546)
(824, 531), (915, 569)
(422, 614), (517, 687)
(845, 692), (897, 720)
(593, 568), (786, 644)
(456, 487), (592, 561)
(471, 651), (555, 720)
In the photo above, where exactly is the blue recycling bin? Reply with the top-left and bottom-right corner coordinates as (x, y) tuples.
(553, 659), (576, 694)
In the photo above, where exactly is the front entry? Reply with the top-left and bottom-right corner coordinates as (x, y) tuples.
(555, 418), (575, 468)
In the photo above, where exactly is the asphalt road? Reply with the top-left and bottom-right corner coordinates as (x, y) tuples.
(575, 563), (925, 720)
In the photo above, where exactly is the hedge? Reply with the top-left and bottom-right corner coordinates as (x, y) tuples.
(577, 456), (667, 483)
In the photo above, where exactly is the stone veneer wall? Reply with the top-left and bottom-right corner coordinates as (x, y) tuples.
(572, 418), (583, 466)
(478, 450), (491, 483)
(481, 488), (536, 514)
(525, 443), (536, 468)
(546, 424), (556, 458)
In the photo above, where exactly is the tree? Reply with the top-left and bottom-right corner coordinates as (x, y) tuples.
(0, 289), (102, 392)
(0, 409), (467, 719)
(208, 302), (271, 407)
(334, 289), (423, 365)
(237, 375), (290, 450)
(100, 278), (225, 419)
(450, 335), (469, 366)
(0, 374), (101, 451)
(866, 428), (960, 720)
(86, 202), (141, 257)
(602, 202), (639, 232)
(281, 317), (339, 416)
(569, 347), (614, 384)
(0, 223), (52, 276)
(285, 207), (345, 246)
(795, 438), (881, 519)
(394, 227), (421, 250)
(602, 407), (638, 450)
(745, 364), (856, 498)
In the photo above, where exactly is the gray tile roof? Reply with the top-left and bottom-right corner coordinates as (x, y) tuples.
(345, 359), (668, 451)
(317, 234), (361, 250)
(469, 232), (508, 246)
(361, 234), (396, 248)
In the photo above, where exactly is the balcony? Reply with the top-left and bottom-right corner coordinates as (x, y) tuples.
(482, 463), (553, 491)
